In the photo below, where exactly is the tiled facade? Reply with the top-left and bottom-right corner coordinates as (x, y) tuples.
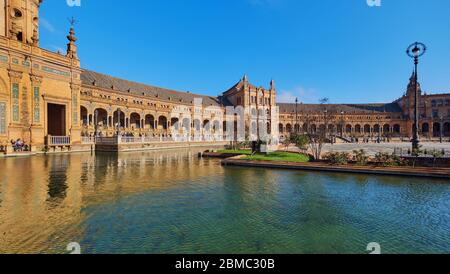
(0, 0), (449, 154)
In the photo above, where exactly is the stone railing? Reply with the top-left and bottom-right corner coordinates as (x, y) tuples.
(47, 136), (71, 146)
(91, 135), (228, 146)
(81, 136), (96, 144)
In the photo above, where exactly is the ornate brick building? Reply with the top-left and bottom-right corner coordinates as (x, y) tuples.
(0, 0), (449, 154)
(277, 72), (450, 141)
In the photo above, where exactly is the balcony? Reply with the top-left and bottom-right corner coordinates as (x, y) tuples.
(46, 136), (71, 146)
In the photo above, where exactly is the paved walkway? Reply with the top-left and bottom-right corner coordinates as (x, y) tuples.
(322, 142), (450, 156)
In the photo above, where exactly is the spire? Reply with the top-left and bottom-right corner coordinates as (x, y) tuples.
(270, 79), (275, 91)
(406, 70), (421, 96)
(409, 70), (416, 82)
(66, 18), (78, 59)
(243, 74), (248, 82)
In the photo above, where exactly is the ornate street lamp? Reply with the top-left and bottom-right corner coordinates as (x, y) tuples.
(440, 115), (444, 143)
(406, 42), (427, 152)
(94, 109), (99, 137)
(116, 108), (122, 136)
(295, 97), (298, 134)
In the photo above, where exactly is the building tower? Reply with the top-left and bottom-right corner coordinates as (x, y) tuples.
(405, 71), (422, 120)
(3, 0), (43, 45)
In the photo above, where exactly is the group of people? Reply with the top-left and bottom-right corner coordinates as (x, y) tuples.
(11, 139), (27, 152)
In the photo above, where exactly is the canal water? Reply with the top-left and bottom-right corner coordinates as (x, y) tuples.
(0, 149), (449, 254)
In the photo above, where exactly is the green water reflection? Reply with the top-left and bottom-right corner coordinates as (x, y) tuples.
(0, 149), (449, 254)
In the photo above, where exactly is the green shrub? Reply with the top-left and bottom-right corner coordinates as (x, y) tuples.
(374, 152), (403, 167)
(324, 152), (350, 165)
(353, 149), (369, 166)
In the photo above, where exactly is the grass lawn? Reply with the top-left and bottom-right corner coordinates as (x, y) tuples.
(217, 149), (253, 155)
(244, 152), (310, 163)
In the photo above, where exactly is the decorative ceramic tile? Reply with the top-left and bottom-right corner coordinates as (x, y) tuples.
(42, 66), (70, 77)
(0, 102), (5, 134)
(12, 83), (19, 122)
(34, 87), (40, 123)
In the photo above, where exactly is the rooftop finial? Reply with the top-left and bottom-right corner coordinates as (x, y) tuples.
(66, 18), (78, 59)
(243, 74), (248, 82)
(68, 16), (77, 28)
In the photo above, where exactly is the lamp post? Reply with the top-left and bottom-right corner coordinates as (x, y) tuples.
(94, 109), (98, 137)
(340, 111), (345, 138)
(295, 97), (298, 134)
(406, 42), (427, 152)
(440, 115), (443, 143)
(116, 108), (121, 136)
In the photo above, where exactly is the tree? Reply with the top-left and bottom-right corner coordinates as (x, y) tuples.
(431, 150), (444, 168)
(282, 137), (291, 151)
(308, 134), (326, 160)
(293, 134), (309, 153)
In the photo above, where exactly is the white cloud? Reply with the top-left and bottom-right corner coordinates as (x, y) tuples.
(40, 17), (56, 33)
(277, 86), (320, 104)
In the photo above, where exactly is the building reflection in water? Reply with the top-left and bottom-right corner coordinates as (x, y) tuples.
(2, 149), (448, 254)
(46, 156), (69, 204)
(0, 148), (223, 254)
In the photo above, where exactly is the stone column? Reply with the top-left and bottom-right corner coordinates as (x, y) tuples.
(8, 70), (23, 143)
(30, 75), (44, 151)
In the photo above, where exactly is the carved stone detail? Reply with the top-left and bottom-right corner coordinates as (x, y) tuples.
(8, 69), (23, 81)
(30, 74), (43, 85)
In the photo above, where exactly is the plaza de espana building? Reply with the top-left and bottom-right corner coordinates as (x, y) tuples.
(1, 0), (450, 154)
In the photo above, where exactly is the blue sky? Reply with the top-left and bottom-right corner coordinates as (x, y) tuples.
(39, 0), (450, 104)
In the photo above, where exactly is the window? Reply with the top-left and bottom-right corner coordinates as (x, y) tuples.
(448, 109), (450, 118)
(432, 109), (439, 118)
(12, 8), (22, 18)
(438, 100), (444, 107)
(446, 99), (450, 106)
(431, 100), (437, 107)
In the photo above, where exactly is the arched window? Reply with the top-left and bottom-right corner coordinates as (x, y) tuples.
(421, 123), (429, 133)
(145, 114), (155, 130)
(130, 113), (141, 129)
(286, 124), (292, 133)
(373, 124), (380, 133)
(345, 124), (352, 133)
